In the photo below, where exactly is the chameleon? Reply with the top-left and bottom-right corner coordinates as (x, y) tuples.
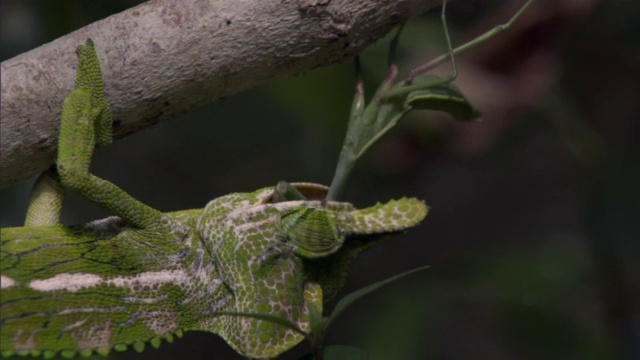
(0, 40), (427, 359)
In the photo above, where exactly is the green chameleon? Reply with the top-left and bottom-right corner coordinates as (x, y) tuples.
(2, 0), (533, 355)
(0, 40), (427, 359)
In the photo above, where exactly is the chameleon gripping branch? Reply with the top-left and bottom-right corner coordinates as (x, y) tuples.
(0, 40), (427, 359)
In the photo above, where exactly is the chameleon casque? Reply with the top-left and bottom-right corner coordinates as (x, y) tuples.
(0, 40), (427, 359)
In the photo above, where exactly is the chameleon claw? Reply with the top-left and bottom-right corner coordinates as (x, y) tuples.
(133, 341), (145, 353)
(165, 333), (174, 343)
(79, 349), (93, 357)
(60, 349), (76, 358)
(150, 337), (162, 349)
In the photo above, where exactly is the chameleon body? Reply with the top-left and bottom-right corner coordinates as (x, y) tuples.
(0, 40), (427, 359)
(2, 184), (426, 359)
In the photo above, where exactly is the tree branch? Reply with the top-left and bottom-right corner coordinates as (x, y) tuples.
(0, 0), (440, 188)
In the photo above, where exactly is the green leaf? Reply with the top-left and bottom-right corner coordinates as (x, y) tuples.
(326, 265), (429, 329)
(406, 81), (481, 121)
(298, 346), (369, 360)
(325, 345), (369, 360)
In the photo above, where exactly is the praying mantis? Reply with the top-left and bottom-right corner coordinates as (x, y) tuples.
(329, 0), (534, 200)
(0, 1), (534, 359)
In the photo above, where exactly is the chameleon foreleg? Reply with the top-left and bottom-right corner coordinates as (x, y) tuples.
(56, 40), (165, 229)
(24, 167), (64, 227)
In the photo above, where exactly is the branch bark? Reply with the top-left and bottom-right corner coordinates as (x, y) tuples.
(0, 0), (440, 188)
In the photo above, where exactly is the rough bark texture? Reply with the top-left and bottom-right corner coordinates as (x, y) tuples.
(0, 0), (440, 188)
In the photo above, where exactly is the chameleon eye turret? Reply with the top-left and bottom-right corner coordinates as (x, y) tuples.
(281, 207), (345, 258)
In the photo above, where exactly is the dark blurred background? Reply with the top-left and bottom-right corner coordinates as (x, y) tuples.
(1, 0), (638, 359)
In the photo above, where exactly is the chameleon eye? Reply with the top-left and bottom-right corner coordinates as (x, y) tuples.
(281, 208), (344, 258)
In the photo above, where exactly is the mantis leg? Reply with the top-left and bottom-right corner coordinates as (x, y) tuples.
(383, 0), (458, 99)
(405, 0), (535, 80)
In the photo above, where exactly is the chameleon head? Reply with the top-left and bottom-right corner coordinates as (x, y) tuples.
(196, 183), (427, 358)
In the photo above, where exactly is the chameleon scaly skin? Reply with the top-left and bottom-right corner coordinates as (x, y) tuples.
(2, 186), (427, 359)
(0, 40), (428, 359)
(24, 168), (63, 227)
(197, 186), (426, 357)
(53, 39), (168, 230)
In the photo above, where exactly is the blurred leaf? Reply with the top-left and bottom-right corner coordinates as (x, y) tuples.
(354, 286), (440, 360)
(266, 65), (354, 135)
(407, 79), (481, 121)
(297, 346), (370, 360)
(498, 303), (612, 359)
(326, 266), (429, 330)
(325, 345), (369, 360)
(448, 237), (588, 303)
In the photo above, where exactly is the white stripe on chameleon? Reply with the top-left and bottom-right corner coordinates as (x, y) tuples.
(108, 269), (190, 288)
(29, 273), (102, 292)
(28, 270), (190, 293)
(121, 295), (168, 304)
(1, 275), (17, 288)
(12, 328), (38, 352)
(58, 307), (127, 315)
(83, 216), (122, 230)
(141, 311), (179, 336)
(61, 318), (89, 332)
(71, 321), (111, 350)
